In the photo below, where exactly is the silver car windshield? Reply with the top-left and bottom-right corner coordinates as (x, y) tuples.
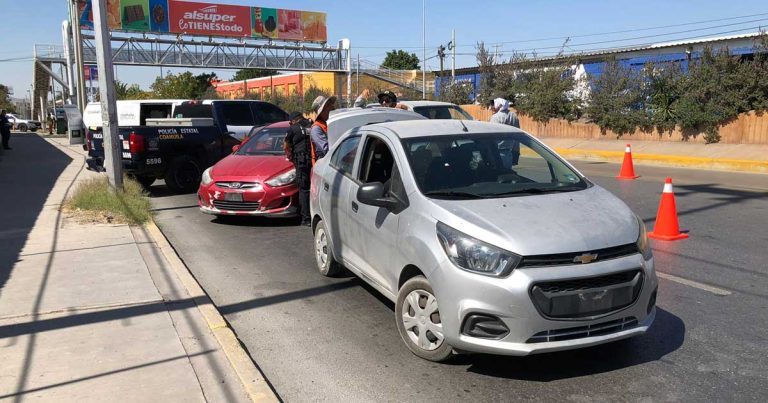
(402, 133), (588, 199)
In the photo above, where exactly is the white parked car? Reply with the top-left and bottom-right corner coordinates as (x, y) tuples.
(6, 114), (41, 132)
(398, 101), (474, 120)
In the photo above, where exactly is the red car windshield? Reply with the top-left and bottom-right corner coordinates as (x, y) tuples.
(236, 127), (288, 156)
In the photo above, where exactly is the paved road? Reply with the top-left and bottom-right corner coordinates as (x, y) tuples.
(150, 161), (768, 402)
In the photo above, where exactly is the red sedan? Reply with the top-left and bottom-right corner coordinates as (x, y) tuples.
(197, 121), (298, 217)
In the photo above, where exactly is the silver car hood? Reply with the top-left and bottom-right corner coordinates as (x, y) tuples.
(428, 185), (639, 256)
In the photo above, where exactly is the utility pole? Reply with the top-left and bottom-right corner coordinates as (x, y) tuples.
(92, 0), (123, 190)
(451, 29), (456, 79)
(422, 0), (426, 99)
(70, 0), (87, 111)
(437, 45), (446, 76)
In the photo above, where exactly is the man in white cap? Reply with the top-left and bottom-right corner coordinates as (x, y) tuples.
(490, 97), (520, 128)
(310, 95), (337, 161)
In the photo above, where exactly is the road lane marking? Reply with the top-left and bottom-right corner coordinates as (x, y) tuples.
(657, 272), (732, 296)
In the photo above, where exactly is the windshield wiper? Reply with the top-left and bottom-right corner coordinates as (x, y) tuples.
(488, 186), (584, 197)
(423, 190), (487, 199)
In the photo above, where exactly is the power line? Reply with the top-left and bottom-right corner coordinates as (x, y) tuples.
(487, 12), (768, 46)
(498, 18), (768, 53)
(353, 11), (768, 50)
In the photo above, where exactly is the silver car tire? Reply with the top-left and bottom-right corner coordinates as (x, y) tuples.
(314, 219), (342, 277)
(395, 276), (453, 362)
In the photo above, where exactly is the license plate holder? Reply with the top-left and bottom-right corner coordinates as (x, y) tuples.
(224, 192), (243, 202)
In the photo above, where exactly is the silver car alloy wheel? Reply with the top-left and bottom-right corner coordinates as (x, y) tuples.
(315, 227), (329, 268)
(401, 289), (444, 351)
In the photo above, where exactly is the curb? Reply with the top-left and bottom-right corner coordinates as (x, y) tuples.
(552, 147), (768, 174)
(144, 221), (280, 403)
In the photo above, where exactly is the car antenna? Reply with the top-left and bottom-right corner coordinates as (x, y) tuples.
(458, 120), (469, 132)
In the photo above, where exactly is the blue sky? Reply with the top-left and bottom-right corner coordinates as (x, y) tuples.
(1, 0), (767, 98)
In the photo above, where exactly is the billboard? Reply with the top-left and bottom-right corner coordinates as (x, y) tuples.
(77, 0), (327, 42)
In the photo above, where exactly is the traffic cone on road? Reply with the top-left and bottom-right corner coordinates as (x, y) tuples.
(648, 177), (689, 241)
(616, 144), (640, 180)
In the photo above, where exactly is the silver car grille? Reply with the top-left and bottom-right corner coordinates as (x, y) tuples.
(526, 316), (639, 343)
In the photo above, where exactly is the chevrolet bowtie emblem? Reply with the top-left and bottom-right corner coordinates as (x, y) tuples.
(573, 253), (598, 264)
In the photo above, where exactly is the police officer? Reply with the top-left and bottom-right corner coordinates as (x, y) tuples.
(284, 111), (313, 226)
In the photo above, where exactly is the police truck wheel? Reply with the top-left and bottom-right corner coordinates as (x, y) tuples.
(164, 156), (201, 194)
(17, 124), (27, 132)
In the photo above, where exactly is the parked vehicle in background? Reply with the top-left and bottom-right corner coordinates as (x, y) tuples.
(310, 116), (657, 362)
(327, 106), (427, 146)
(6, 113), (41, 132)
(198, 121), (298, 218)
(173, 99), (289, 140)
(87, 100), (288, 193)
(84, 99), (188, 165)
(398, 101), (474, 120)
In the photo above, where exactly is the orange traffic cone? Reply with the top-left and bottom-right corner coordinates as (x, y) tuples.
(616, 144), (640, 180)
(648, 177), (689, 241)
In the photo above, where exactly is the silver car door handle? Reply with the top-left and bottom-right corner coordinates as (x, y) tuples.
(351, 201), (358, 212)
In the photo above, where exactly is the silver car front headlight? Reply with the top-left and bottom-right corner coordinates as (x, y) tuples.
(636, 215), (653, 260)
(436, 222), (521, 277)
(265, 168), (296, 187)
(201, 167), (213, 186)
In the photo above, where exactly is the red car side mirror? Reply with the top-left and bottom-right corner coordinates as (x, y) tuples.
(232, 144), (241, 153)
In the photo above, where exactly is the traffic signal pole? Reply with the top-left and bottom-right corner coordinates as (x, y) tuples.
(92, 0), (123, 191)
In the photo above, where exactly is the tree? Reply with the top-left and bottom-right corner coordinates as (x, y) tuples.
(438, 81), (473, 105)
(115, 80), (151, 100)
(476, 42), (497, 104)
(585, 59), (648, 135)
(0, 84), (15, 113)
(231, 68), (278, 82)
(381, 50), (420, 70)
(150, 71), (217, 99)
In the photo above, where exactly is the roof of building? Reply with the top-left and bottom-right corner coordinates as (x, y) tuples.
(447, 31), (765, 75)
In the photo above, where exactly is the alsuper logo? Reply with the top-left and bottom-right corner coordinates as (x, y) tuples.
(182, 6), (234, 23)
(171, 1), (249, 35)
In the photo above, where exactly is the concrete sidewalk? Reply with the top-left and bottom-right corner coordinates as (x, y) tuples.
(0, 134), (254, 402)
(539, 137), (768, 173)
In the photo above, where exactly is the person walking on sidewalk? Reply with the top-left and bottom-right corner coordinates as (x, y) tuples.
(310, 95), (337, 160)
(284, 111), (313, 226)
(0, 110), (12, 150)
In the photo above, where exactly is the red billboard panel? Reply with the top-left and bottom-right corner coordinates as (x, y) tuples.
(168, 0), (250, 37)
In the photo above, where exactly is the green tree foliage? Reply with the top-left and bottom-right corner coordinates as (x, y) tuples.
(504, 53), (581, 122)
(150, 71), (217, 99)
(0, 84), (16, 113)
(231, 68), (278, 82)
(246, 85), (330, 114)
(438, 81), (473, 105)
(585, 59), (647, 135)
(475, 42), (497, 104)
(114, 80), (151, 100)
(381, 50), (420, 70)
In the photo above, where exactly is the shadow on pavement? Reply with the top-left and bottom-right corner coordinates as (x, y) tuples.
(0, 134), (72, 294)
(458, 308), (685, 381)
(674, 183), (768, 217)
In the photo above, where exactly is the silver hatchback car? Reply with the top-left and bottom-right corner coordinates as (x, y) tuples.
(310, 118), (657, 362)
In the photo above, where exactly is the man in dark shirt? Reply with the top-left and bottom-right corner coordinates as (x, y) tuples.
(284, 111), (313, 226)
(0, 110), (12, 150)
